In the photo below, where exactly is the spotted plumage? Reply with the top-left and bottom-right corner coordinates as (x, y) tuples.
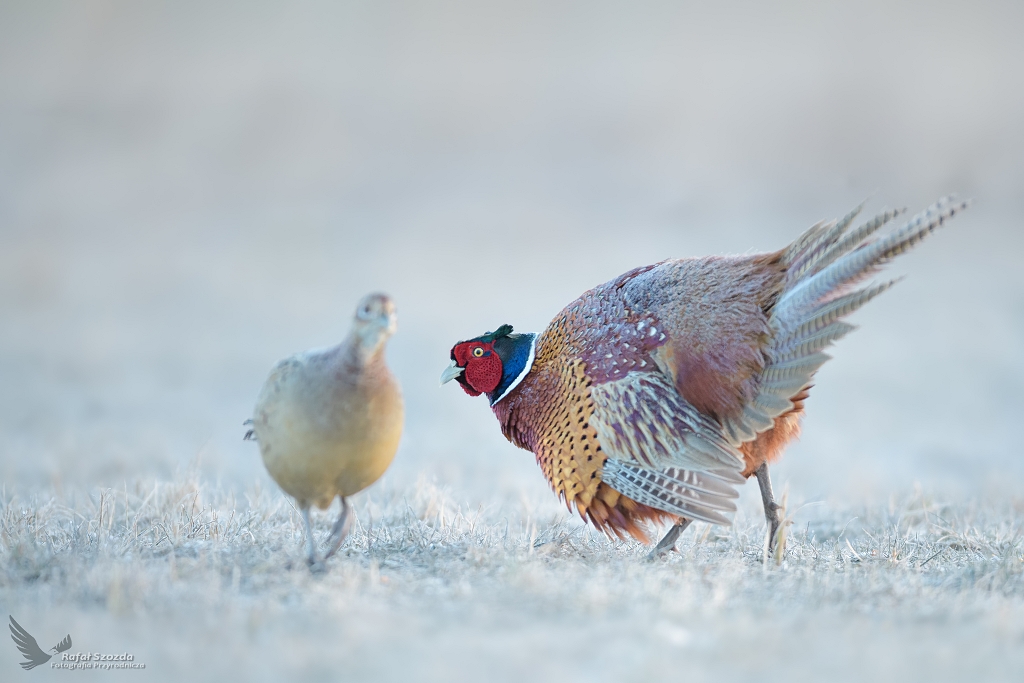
(442, 198), (968, 550)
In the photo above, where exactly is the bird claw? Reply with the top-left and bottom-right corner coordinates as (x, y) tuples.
(243, 430), (256, 441)
(646, 519), (692, 561)
(645, 544), (678, 561)
(322, 497), (352, 560)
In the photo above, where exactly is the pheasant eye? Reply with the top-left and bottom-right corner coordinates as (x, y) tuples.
(473, 347), (484, 358)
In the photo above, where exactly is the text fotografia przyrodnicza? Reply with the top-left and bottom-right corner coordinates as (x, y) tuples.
(51, 652), (145, 670)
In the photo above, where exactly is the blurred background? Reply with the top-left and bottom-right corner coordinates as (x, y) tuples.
(1, 0), (1022, 511)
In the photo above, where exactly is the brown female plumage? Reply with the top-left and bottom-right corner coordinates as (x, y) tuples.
(246, 293), (403, 567)
(441, 198), (968, 554)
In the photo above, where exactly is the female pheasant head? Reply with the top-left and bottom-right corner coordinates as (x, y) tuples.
(441, 325), (537, 405)
(350, 292), (398, 361)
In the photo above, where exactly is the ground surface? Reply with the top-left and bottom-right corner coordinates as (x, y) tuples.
(3, 476), (1023, 682)
(2, 2), (1023, 681)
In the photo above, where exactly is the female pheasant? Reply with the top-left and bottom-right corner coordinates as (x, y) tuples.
(441, 198), (967, 555)
(247, 293), (403, 568)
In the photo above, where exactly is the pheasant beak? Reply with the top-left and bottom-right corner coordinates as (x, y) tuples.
(439, 360), (464, 386)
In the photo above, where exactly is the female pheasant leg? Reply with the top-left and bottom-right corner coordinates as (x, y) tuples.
(300, 506), (320, 567)
(323, 496), (352, 560)
(755, 463), (781, 551)
(646, 518), (693, 560)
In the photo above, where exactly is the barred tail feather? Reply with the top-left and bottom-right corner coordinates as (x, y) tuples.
(784, 200), (867, 285)
(722, 197), (968, 446)
(776, 197), (966, 324)
(811, 208), (906, 279)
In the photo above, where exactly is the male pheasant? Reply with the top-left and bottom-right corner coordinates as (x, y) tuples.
(246, 293), (403, 567)
(441, 198), (967, 555)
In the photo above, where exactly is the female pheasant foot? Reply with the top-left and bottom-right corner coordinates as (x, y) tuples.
(755, 463), (781, 552)
(323, 496), (353, 560)
(646, 518), (693, 560)
(300, 506), (320, 568)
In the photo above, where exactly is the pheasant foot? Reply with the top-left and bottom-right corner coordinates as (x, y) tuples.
(755, 463), (781, 552)
(646, 519), (693, 560)
(323, 496), (353, 560)
(300, 506), (321, 569)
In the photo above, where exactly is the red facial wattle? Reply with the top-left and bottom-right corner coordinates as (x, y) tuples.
(452, 341), (504, 396)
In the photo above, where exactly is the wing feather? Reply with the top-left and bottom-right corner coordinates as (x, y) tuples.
(602, 460), (737, 525)
(590, 372), (743, 472)
(9, 617), (50, 669)
(589, 372), (745, 524)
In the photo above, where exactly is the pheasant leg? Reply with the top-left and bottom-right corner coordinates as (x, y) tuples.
(755, 463), (781, 551)
(300, 506), (320, 567)
(646, 518), (693, 560)
(323, 496), (353, 560)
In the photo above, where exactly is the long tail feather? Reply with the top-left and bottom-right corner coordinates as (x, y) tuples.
(722, 197), (968, 446)
(784, 200), (867, 284)
(775, 197), (967, 324)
